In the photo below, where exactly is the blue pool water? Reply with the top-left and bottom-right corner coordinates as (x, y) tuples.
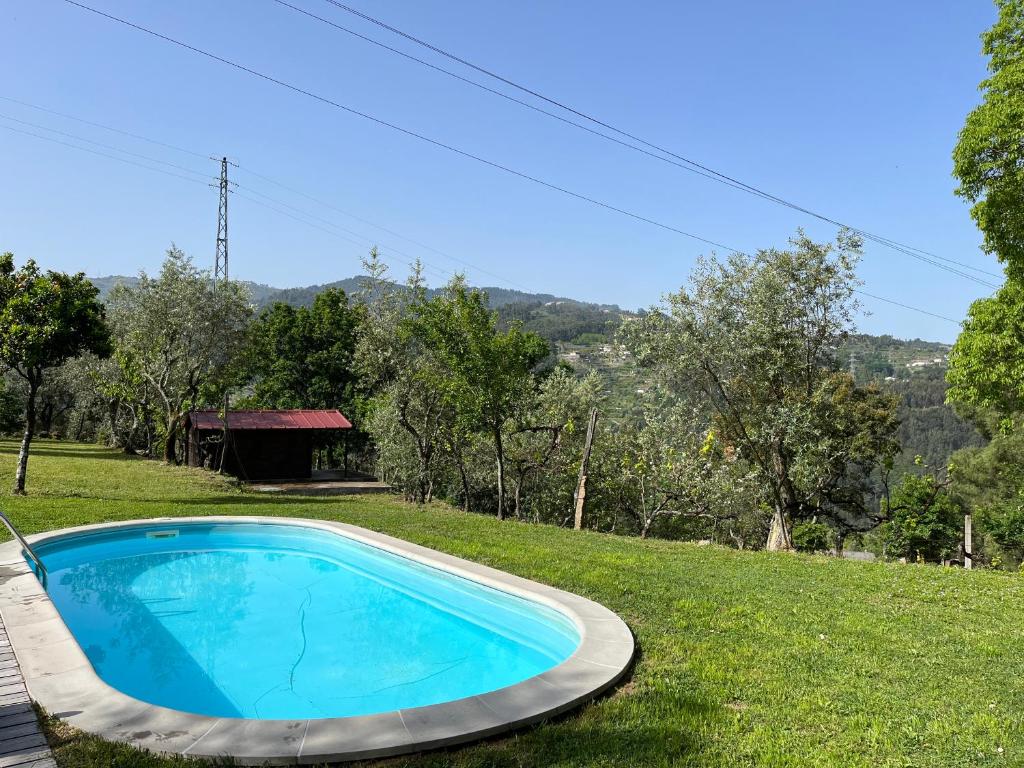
(36, 522), (579, 719)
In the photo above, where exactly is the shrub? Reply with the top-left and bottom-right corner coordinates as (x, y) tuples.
(792, 521), (834, 553)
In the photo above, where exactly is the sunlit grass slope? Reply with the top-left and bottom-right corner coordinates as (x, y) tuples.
(1, 439), (1021, 768)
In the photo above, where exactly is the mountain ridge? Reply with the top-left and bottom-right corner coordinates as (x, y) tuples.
(88, 274), (617, 312)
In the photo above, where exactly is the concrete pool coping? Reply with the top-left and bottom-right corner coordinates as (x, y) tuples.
(0, 516), (634, 765)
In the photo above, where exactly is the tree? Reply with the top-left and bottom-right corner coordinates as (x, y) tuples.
(881, 473), (962, 563)
(620, 231), (900, 550)
(244, 289), (363, 410)
(953, 430), (1024, 568)
(411, 278), (549, 519)
(242, 288), (366, 469)
(952, 0), (1024, 275)
(792, 521), (835, 553)
(357, 254), (449, 503)
(503, 367), (601, 521)
(946, 280), (1024, 425)
(0, 253), (111, 493)
(106, 248), (251, 462)
(0, 376), (20, 435)
(598, 399), (762, 540)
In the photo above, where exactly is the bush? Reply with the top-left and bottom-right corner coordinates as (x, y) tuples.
(792, 522), (835, 553)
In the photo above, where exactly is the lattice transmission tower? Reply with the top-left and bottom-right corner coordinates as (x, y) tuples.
(214, 156), (230, 280)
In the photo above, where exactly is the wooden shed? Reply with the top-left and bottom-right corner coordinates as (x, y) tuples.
(184, 409), (352, 482)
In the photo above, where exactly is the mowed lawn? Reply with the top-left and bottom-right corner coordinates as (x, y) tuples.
(0, 440), (1021, 768)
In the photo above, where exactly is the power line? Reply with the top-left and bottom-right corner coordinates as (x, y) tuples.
(0, 114), (457, 282)
(312, 0), (1000, 285)
(0, 112), (214, 181)
(0, 91), (528, 289)
(0, 122), (211, 186)
(853, 289), (960, 325)
(0, 94), (211, 160)
(0, 94), (517, 288)
(269, 0), (778, 206)
(234, 164), (535, 292)
(0, 108), (958, 325)
(61, 0), (739, 255)
(232, 190), (453, 281)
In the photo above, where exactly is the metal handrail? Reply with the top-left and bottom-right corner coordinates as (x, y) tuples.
(0, 511), (46, 586)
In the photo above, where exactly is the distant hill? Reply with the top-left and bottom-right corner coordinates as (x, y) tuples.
(90, 273), (621, 315)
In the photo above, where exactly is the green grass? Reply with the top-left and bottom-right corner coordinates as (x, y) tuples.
(2, 439), (1022, 767)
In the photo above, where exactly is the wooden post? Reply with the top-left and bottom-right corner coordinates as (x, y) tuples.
(219, 392), (230, 475)
(573, 409), (599, 530)
(964, 511), (973, 570)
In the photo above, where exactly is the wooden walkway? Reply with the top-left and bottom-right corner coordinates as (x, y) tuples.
(0, 620), (55, 768)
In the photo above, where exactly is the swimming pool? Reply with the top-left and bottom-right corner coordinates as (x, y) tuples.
(37, 522), (579, 719)
(1, 517), (633, 763)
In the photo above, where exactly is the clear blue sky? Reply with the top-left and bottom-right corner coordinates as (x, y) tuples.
(0, 0), (999, 342)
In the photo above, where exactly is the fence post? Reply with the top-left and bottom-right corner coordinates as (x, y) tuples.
(573, 409), (598, 530)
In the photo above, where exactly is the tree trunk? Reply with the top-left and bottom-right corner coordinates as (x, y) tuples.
(39, 402), (53, 435)
(766, 505), (793, 551)
(494, 426), (506, 521)
(107, 398), (120, 447)
(164, 412), (181, 464)
(416, 443), (432, 504)
(13, 377), (39, 495)
(456, 454), (471, 512)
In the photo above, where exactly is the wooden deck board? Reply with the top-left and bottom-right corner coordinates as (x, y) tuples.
(0, 616), (54, 768)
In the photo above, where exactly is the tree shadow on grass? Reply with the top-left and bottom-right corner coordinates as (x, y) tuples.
(376, 640), (720, 768)
(85, 495), (369, 507)
(37, 448), (137, 461)
(387, 691), (718, 768)
(0, 443), (140, 461)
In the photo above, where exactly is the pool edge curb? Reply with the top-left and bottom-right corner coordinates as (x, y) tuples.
(0, 516), (635, 765)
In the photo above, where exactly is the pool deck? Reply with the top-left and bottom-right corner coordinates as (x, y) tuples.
(0, 517), (634, 765)
(0, 617), (56, 768)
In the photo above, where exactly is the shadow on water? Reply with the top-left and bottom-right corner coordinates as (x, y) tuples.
(54, 551), (246, 717)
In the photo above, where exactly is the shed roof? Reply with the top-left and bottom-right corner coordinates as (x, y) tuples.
(188, 409), (352, 431)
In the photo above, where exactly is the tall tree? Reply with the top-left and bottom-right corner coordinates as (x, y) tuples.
(412, 278), (549, 520)
(356, 254), (449, 502)
(244, 289), (363, 411)
(946, 279), (1024, 426)
(620, 232), (900, 550)
(0, 253), (111, 493)
(106, 248), (251, 462)
(243, 288), (366, 468)
(953, 0), (1024, 275)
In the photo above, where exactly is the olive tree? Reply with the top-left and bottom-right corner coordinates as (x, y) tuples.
(620, 231), (900, 550)
(106, 248), (251, 462)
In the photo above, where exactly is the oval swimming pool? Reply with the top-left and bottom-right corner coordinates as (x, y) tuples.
(36, 522), (581, 720)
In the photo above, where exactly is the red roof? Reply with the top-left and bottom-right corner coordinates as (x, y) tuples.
(188, 409), (352, 431)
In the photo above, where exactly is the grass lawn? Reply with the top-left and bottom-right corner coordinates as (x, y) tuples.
(1, 439), (1022, 767)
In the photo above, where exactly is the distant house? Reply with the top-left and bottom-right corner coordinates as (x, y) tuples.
(185, 409), (352, 482)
